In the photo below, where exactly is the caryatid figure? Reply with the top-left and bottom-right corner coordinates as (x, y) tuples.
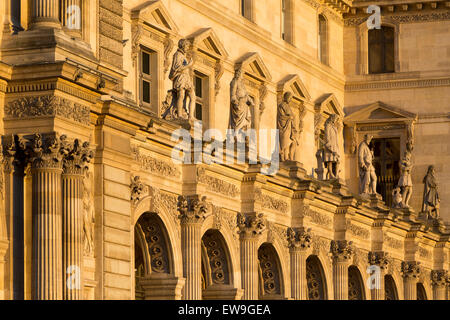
(398, 150), (413, 208)
(358, 134), (378, 195)
(169, 39), (196, 120)
(323, 114), (340, 179)
(422, 165), (440, 219)
(277, 92), (299, 161)
(229, 67), (254, 133)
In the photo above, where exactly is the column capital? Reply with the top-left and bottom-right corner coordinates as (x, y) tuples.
(330, 240), (354, 263)
(368, 251), (389, 269)
(237, 212), (266, 239)
(29, 133), (66, 170)
(62, 137), (94, 175)
(177, 195), (209, 224)
(431, 270), (448, 288)
(287, 227), (312, 251)
(401, 261), (421, 279)
(2, 134), (28, 172)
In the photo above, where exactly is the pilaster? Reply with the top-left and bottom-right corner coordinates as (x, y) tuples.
(287, 227), (311, 300)
(431, 270), (448, 300)
(368, 251), (389, 300)
(330, 240), (353, 300)
(401, 261), (421, 300)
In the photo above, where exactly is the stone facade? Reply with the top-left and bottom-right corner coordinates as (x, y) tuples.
(0, 0), (449, 300)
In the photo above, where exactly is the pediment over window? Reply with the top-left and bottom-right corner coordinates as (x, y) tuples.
(277, 74), (311, 103)
(131, 0), (179, 35)
(344, 101), (417, 124)
(235, 52), (272, 82)
(187, 28), (228, 61)
(315, 93), (344, 117)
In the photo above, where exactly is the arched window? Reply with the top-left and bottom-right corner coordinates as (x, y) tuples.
(318, 15), (328, 65)
(368, 26), (395, 74)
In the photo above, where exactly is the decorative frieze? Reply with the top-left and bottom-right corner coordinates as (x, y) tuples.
(345, 78), (450, 92)
(254, 188), (288, 214)
(383, 233), (403, 249)
(197, 168), (239, 198)
(346, 220), (370, 239)
(357, 124), (405, 132)
(131, 146), (181, 178)
(303, 209), (332, 228)
(419, 247), (431, 259)
(344, 11), (450, 27)
(5, 95), (90, 125)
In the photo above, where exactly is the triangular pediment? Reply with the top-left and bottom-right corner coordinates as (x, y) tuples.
(315, 93), (343, 117)
(187, 28), (228, 60)
(131, 1), (179, 35)
(344, 101), (417, 123)
(277, 74), (311, 102)
(235, 52), (272, 82)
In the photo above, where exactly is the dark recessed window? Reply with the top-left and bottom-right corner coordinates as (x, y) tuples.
(369, 26), (395, 74)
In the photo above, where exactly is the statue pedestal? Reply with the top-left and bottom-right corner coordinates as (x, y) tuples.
(362, 193), (387, 210)
(329, 178), (352, 197)
(280, 161), (307, 179)
(398, 207), (417, 222)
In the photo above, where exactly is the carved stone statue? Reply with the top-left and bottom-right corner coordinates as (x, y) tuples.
(397, 150), (413, 208)
(322, 114), (340, 179)
(277, 92), (299, 161)
(358, 134), (378, 195)
(422, 165), (440, 219)
(168, 39), (196, 120)
(392, 186), (403, 209)
(229, 67), (254, 132)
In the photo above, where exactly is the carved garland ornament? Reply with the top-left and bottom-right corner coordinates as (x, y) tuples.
(197, 167), (239, 198)
(5, 95), (90, 125)
(254, 188), (288, 214)
(131, 146), (181, 178)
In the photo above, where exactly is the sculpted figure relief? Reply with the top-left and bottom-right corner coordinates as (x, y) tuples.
(277, 92), (299, 161)
(358, 134), (378, 196)
(322, 114), (340, 179)
(229, 67), (254, 133)
(168, 39), (196, 120)
(422, 165), (440, 219)
(397, 151), (413, 208)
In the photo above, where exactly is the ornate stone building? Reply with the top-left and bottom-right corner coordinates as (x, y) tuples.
(0, 0), (449, 300)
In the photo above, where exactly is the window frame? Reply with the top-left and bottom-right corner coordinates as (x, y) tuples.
(368, 26), (395, 74)
(139, 46), (158, 111)
(318, 14), (329, 66)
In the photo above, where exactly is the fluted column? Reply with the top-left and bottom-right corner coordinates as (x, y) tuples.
(237, 213), (266, 300)
(287, 227), (311, 300)
(31, 133), (64, 300)
(330, 240), (353, 300)
(62, 139), (94, 300)
(368, 251), (389, 300)
(401, 261), (420, 300)
(30, 0), (61, 29)
(178, 195), (208, 300)
(431, 270), (448, 300)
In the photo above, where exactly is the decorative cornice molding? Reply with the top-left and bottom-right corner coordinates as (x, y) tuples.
(345, 78), (450, 92)
(345, 11), (450, 27)
(5, 95), (90, 125)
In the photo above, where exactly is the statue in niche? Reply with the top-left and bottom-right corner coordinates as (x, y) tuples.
(277, 92), (299, 161)
(358, 134), (378, 196)
(229, 67), (254, 133)
(397, 150), (413, 208)
(168, 38), (196, 120)
(322, 114), (340, 179)
(83, 171), (95, 256)
(422, 165), (440, 219)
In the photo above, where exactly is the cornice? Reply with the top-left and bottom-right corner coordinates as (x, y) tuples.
(345, 76), (450, 91)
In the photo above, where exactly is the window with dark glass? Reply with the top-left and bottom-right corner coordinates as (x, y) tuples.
(281, 0), (286, 40)
(194, 74), (203, 121)
(368, 26), (395, 74)
(318, 15), (328, 65)
(141, 50), (153, 105)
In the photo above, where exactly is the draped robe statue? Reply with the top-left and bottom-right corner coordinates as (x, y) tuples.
(277, 92), (298, 161)
(358, 134), (378, 195)
(422, 165), (440, 219)
(229, 68), (254, 133)
(322, 114), (340, 179)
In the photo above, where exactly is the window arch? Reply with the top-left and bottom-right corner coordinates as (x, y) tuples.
(368, 26), (395, 74)
(318, 14), (328, 65)
(348, 265), (365, 300)
(306, 255), (327, 300)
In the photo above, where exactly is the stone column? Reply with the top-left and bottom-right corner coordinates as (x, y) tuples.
(368, 251), (389, 300)
(401, 261), (420, 300)
(30, 133), (64, 300)
(62, 138), (93, 300)
(287, 227), (311, 300)
(177, 195), (208, 300)
(237, 213), (266, 300)
(30, 0), (61, 29)
(330, 240), (353, 300)
(431, 270), (447, 300)
(3, 0), (13, 33)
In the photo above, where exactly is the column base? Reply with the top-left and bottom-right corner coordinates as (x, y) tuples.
(28, 18), (62, 30)
(0, 240), (9, 300)
(202, 285), (244, 300)
(139, 274), (186, 300)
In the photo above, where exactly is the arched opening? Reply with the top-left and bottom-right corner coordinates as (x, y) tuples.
(258, 243), (284, 299)
(306, 255), (327, 300)
(134, 212), (180, 300)
(417, 282), (427, 300)
(384, 275), (399, 300)
(348, 265), (365, 300)
(318, 14), (328, 65)
(368, 25), (395, 74)
(201, 229), (238, 299)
